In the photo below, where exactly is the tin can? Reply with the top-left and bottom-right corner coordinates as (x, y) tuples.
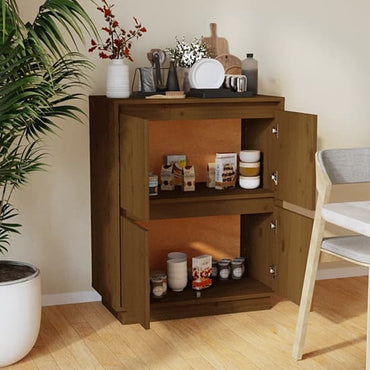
(149, 173), (158, 196)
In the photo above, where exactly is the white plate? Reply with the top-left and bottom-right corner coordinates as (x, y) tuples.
(188, 59), (225, 89)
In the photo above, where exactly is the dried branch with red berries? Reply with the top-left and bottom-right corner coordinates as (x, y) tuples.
(88, 0), (147, 61)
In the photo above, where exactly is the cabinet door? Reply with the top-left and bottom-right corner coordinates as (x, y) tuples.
(276, 111), (317, 210)
(120, 114), (149, 220)
(120, 217), (150, 328)
(275, 206), (313, 304)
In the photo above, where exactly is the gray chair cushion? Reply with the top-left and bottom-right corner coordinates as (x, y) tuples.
(321, 201), (370, 237)
(322, 235), (370, 264)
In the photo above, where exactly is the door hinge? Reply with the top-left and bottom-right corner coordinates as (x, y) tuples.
(271, 125), (279, 138)
(269, 265), (277, 279)
(271, 171), (278, 186)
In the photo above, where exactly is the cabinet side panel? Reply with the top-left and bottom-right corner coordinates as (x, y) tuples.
(276, 206), (313, 304)
(120, 115), (149, 220)
(89, 96), (121, 308)
(121, 217), (150, 328)
(277, 111), (317, 210)
(243, 213), (275, 290)
(241, 119), (276, 192)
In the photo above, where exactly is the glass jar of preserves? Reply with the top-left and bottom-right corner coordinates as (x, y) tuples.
(218, 260), (230, 280)
(231, 260), (243, 280)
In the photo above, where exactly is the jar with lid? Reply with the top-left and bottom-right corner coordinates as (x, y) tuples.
(231, 260), (243, 280)
(150, 272), (167, 298)
(212, 259), (218, 278)
(233, 257), (246, 276)
(218, 260), (231, 280)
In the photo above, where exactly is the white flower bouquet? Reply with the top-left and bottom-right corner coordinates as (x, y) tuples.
(166, 36), (210, 68)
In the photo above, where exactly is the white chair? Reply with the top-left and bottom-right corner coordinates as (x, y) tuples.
(292, 147), (370, 366)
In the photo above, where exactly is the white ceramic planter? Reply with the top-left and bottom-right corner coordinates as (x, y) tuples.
(0, 261), (41, 367)
(106, 59), (130, 98)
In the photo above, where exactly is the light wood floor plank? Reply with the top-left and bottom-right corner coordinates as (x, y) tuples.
(5, 276), (369, 369)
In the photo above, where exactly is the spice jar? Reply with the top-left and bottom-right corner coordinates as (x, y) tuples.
(231, 260), (243, 280)
(212, 259), (218, 278)
(218, 260), (230, 280)
(150, 272), (167, 298)
(234, 257), (246, 276)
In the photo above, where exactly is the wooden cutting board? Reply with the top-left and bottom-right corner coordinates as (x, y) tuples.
(203, 23), (229, 57)
(215, 54), (242, 74)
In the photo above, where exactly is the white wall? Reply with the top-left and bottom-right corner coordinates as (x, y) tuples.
(7, 0), (370, 295)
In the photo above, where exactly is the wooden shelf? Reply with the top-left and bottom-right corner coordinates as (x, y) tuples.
(152, 183), (274, 203)
(146, 183), (274, 219)
(150, 276), (273, 321)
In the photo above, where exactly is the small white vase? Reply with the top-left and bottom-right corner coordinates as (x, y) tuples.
(106, 59), (130, 98)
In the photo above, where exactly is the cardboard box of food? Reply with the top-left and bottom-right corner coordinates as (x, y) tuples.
(192, 255), (212, 290)
(160, 164), (175, 191)
(215, 153), (237, 190)
(165, 154), (186, 187)
(182, 165), (195, 192)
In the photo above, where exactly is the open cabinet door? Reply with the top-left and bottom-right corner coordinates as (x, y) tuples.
(275, 207), (313, 304)
(120, 114), (149, 220)
(276, 111), (317, 210)
(120, 217), (150, 328)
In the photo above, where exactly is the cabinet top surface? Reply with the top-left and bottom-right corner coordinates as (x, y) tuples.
(90, 95), (285, 120)
(90, 95), (284, 106)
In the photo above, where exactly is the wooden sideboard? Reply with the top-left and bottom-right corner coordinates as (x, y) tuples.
(89, 95), (317, 329)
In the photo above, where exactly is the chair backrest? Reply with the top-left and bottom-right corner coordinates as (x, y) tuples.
(317, 147), (370, 184)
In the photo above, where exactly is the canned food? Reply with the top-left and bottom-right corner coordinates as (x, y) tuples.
(149, 173), (158, 196)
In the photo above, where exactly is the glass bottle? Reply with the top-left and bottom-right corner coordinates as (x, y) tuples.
(241, 53), (258, 95)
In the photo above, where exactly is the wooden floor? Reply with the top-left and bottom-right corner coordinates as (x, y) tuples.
(7, 276), (368, 369)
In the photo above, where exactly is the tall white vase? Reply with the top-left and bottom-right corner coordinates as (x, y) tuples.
(0, 261), (41, 367)
(106, 59), (130, 98)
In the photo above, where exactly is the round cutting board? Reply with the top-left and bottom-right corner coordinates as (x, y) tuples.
(216, 54), (242, 74)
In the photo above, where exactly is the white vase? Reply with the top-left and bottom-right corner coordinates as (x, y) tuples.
(0, 261), (41, 367)
(106, 59), (130, 98)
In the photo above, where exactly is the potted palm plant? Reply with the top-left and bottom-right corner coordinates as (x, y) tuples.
(0, 0), (97, 366)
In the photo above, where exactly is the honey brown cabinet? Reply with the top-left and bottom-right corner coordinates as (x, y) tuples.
(89, 95), (317, 328)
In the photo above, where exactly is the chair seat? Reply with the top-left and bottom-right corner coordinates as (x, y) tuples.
(322, 235), (370, 264)
(321, 201), (370, 237)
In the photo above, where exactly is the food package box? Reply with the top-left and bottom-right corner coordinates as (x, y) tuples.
(206, 163), (216, 188)
(160, 164), (175, 191)
(165, 155), (186, 187)
(182, 165), (195, 192)
(192, 255), (212, 290)
(215, 152), (237, 190)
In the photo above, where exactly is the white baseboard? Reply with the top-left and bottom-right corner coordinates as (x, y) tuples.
(42, 289), (102, 307)
(317, 261), (368, 280)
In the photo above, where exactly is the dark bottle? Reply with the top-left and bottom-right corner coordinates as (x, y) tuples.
(166, 61), (180, 91)
(241, 53), (258, 95)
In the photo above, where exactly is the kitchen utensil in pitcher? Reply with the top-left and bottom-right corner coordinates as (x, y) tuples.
(153, 50), (166, 92)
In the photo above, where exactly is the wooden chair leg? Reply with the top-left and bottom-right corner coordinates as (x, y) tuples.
(292, 231), (323, 360)
(367, 268), (370, 370)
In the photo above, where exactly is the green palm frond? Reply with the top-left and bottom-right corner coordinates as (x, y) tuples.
(0, 0), (97, 252)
